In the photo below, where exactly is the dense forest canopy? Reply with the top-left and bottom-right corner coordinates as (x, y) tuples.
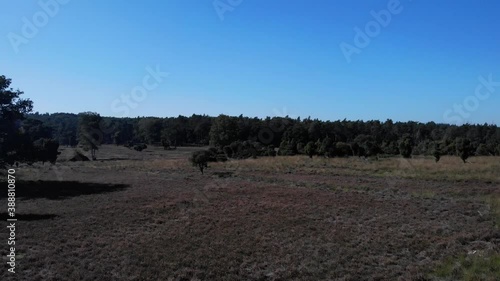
(3, 74), (500, 164)
(27, 111), (500, 158)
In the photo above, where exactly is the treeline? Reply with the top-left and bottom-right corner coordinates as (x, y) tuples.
(28, 112), (500, 160)
(3, 71), (499, 166)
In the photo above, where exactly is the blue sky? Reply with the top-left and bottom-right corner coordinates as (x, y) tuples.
(1, 0), (499, 124)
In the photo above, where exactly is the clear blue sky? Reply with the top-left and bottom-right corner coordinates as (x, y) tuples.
(1, 0), (499, 124)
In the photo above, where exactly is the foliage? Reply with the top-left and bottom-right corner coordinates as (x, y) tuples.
(189, 150), (210, 174)
(353, 134), (380, 157)
(318, 136), (334, 157)
(398, 134), (413, 158)
(432, 142), (442, 163)
(279, 139), (297, 156)
(133, 143), (147, 152)
(78, 112), (103, 160)
(475, 143), (490, 156)
(23, 110), (500, 160)
(0, 75), (61, 166)
(304, 141), (316, 158)
(32, 138), (60, 164)
(455, 137), (474, 163)
(209, 114), (239, 147)
(335, 142), (352, 157)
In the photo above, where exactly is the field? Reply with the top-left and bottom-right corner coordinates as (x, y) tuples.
(1, 145), (500, 280)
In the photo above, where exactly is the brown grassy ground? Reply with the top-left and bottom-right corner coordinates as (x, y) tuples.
(1, 145), (499, 280)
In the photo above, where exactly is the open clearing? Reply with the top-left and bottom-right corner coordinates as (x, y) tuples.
(1, 145), (499, 280)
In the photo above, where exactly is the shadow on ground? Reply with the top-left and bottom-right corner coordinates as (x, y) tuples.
(2, 181), (129, 200)
(0, 213), (57, 221)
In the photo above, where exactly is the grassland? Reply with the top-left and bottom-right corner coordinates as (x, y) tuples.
(1, 145), (499, 280)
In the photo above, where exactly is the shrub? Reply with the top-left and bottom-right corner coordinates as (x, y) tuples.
(32, 138), (60, 164)
(335, 142), (352, 157)
(134, 143), (147, 152)
(189, 150), (211, 174)
(432, 142), (442, 162)
(398, 134), (413, 158)
(455, 138), (473, 163)
(304, 141), (316, 158)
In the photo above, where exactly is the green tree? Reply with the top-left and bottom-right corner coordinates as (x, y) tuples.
(432, 141), (442, 163)
(398, 134), (413, 158)
(189, 150), (210, 174)
(278, 139), (297, 156)
(0, 75), (43, 166)
(138, 118), (162, 144)
(353, 134), (379, 157)
(335, 142), (352, 157)
(475, 143), (490, 156)
(78, 112), (103, 160)
(455, 137), (473, 163)
(209, 114), (239, 147)
(318, 136), (334, 157)
(304, 141), (316, 158)
(33, 138), (60, 164)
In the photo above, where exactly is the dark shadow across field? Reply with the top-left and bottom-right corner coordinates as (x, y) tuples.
(3, 181), (129, 200)
(0, 212), (57, 221)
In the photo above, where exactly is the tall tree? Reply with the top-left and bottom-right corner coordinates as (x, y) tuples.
(78, 112), (103, 160)
(209, 114), (239, 147)
(455, 137), (473, 163)
(0, 75), (33, 166)
(398, 134), (413, 158)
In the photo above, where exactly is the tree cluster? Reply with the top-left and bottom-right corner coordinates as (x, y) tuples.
(1, 69), (494, 164)
(1, 75), (60, 166)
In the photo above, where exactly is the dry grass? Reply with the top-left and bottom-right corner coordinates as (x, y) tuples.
(215, 155), (500, 183)
(3, 146), (500, 280)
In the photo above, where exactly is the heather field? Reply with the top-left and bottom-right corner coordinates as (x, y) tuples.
(1, 145), (499, 280)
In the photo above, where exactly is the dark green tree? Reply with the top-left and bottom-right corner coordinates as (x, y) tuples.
(33, 138), (60, 164)
(432, 141), (442, 163)
(318, 136), (334, 157)
(189, 150), (210, 174)
(398, 134), (413, 158)
(304, 141), (316, 158)
(353, 134), (379, 157)
(209, 114), (239, 147)
(335, 142), (352, 157)
(78, 112), (103, 160)
(1, 76), (33, 165)
(455, 137), (473, 163)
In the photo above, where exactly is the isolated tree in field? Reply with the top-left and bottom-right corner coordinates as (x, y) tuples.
(398, 134), (413, 158)
(432, 142), (442, 163)
(304, 141), (316, 158)
(189, 150), (210, 174)
(78, 112), (103, 160)
(455, 137), (473, 163)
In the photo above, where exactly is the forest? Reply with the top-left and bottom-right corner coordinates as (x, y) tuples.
(2, 73), (500, 166)
(28, 111), (500, 161)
